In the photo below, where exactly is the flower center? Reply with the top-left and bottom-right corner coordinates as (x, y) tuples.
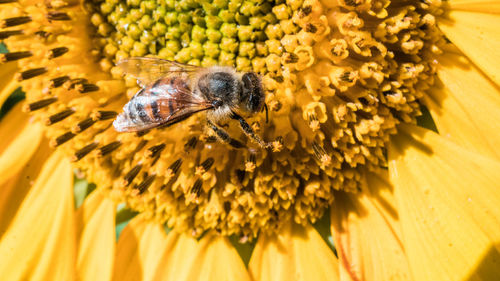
(2, 0), (444, 239)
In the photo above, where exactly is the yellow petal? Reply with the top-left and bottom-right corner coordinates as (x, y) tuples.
(249, 222), (339, 281)
(0, 61), (18, 107)
(447, 0), (500, 14)
(112, 216), (168, 281)
(0, 103), (43, 186)
(0, 151), (76, 281)
(76, 191), (116, 281)
(438, 11), (500, 86)
(423, 51), (500, 159)
(330, 171), (411, 281)
(182, 233), (251, 281)
(0, 139), (51, 237)
(151, 231), (198, 281)
(389, 124), (500, 280)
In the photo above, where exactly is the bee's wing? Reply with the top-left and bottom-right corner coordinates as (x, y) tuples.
(116, 57), (203, 87)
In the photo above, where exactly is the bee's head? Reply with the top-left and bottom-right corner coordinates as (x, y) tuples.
(241, 72), (265, 113)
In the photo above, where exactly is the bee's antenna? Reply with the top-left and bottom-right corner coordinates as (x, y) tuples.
(263, 103), (269, 124)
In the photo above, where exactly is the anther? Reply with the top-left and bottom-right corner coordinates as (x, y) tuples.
(305, 23), (318, 33)
(91, 110), (118, 121)
(49, 76), (70, 88)
(136, 130), (149, 137)
(23, 97), (57, 112)
(134, 174), (156, 194)
(50, 132), (75, 147)
(97, 141), (121, 157)
(190, 179), (203, 197)
(64, 78), (88, 90)
(16, 68), (47, 81)
(340, 71), (354, 82)
(0, 51), (32, 63)
(204, 135), (217, 143)
(283, 53), (299, 64)
(145, 143), (165, 158)
(71, 142), (98, 162)
(122, 164), (142, 186)
(169, 158), (183, 175)
(312, 142), (331, 166)
(201, 157), (215, 171)
(299, 6), (312, 18)
(1, 16), (31, 28)
(0, 0), (19, 4)
(48, 47), (69, 59)
(0, 30), (23, 39)
(47, 12), (70, 21)
(75, 83), (99, 93)
(72, 118), (96, 133)
(34, 31), (51, 39)
(184, 136), (198, 151)
(45, 108), (75, 125)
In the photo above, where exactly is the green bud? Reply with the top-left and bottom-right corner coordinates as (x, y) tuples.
(180, 32), (191, 47)
(100, 2), (115, 15)
(220, 37), (239, 52)
(236, 56), (252, 71)
(239, 42), (256, 58)
(235, 13), (249, 25)
(188, 58), (201, 66)
(165, 0), (175, 9)
(191, 25), (207, 42)
(139, 14), (153, 30)
(205, 15), (222, 29)
(218, 10), (235, 23)
(203, 41), (220, 58)
(140, 1), (156, 13)
(201, 57), (218, 67)
(255, 41), (268, 56)
(265, 24), (283, 40)
(213, 0), (228, 10)
(131, 41), (148, 56)
(192, 9), (206, 27)
(206, 29), (222, 43)
(158, 47), (175, 59)
(189, 41), (204, 58)
(164, 12), (178, 25)
(228, 0), (243, 12)
(152, 22), (167, 36)
(179, 22), (193, 33)
(219, 51), (236, 66)
(220, 23), (238, 38)
(166, 40), (182, 53)
(126, 0), (141, 7)
(201, 2), (218, 16)
(152, 6), (167, 21)
(166, 25), (182, 39)
(249, 16), (267, 30)
(263, 13), (278, 24)
(129, 9), (142, 21)
(127, 23), (141, 40)
(140, 30), (154, 45)
(175, 48), (192, 63)
(237, 25), (253, 41)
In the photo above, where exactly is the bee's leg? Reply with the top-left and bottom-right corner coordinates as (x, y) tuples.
(207, 120), (244, 149)
(231, 112), (273, 149)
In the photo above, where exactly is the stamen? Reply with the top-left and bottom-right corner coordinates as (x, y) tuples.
(203, 135), (217, 143)
(45, 108), (75, 125)
(49, 76), (70, 88)
(184, 136), (198, 151)
(283, 52), (299, 64)
(0, 30), (23, 39)
(0, 0), (18, 4)
(16, 68), (47, 81)
(169, 158), (183, 175)
(122, 164), (142, 187)
(50, 131), (75, 147)
(312, 142), (331, 166)
(0, 51), (32, 62)
(91, 110), (118, 121)
(190, 179), (203, 197)
(201, 157), (215, 171)
(298, 6), (312, 18)
(97, 141), (121, 157)
(305, 23), (317, 33)
(47, 12), (71, 21)
(34, 31), (51, 39)
(145, 143), (165, 158)
(23, 97), (57, 112)
(64, 78), (88, 90)
(71, 142), (98, 162)
(48, 47), (69, 59)
(134, 174), (156, 195)
(72, 118), (96, 133)
(1, 16), (31, 28)
(75, 83), (99, 93)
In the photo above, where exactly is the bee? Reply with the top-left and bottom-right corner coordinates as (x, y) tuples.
(113, 57), (272, 149)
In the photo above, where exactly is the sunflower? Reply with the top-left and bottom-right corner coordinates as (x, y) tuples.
(1, 0), (499, 280)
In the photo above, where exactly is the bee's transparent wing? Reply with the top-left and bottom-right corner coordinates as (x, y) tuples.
(116, 57), (203, 87)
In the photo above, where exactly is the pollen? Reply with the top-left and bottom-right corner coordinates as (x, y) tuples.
(1, 0), (444, 239)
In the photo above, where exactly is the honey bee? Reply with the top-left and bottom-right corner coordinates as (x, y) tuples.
(113, 57), (272, 148)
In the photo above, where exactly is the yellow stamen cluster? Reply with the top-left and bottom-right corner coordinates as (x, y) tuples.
(1, 0), (444, 239)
